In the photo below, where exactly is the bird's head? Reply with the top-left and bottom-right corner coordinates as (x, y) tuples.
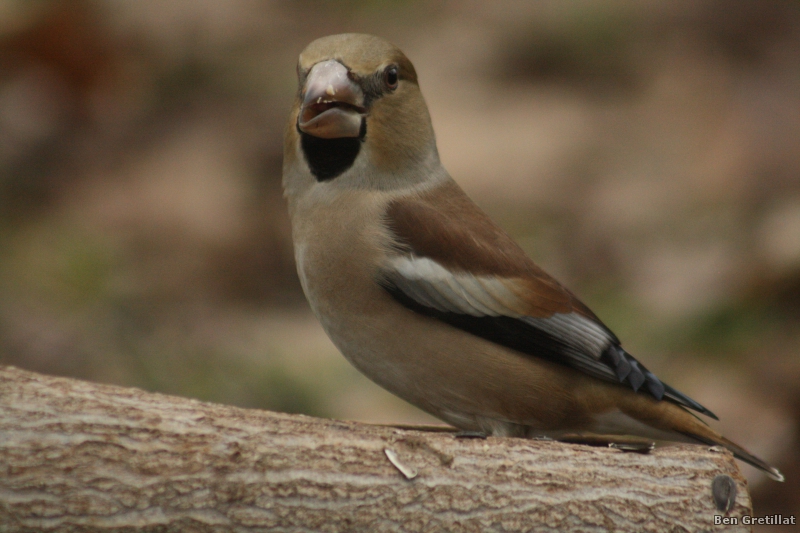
(284, 34), (440, 194)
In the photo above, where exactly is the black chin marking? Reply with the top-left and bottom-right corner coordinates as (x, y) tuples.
(300, 120), (366, 182)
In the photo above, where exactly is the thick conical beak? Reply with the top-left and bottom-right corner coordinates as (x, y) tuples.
(298, 60), (365, 139)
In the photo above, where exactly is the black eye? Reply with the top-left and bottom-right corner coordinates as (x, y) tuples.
(383, 66), (399, 90)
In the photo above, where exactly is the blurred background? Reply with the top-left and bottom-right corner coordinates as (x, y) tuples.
(0, 0), (798, 524)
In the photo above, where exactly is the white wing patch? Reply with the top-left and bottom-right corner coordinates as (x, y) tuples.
(383, 255), (616, 363)
(384, 256), (523, 317)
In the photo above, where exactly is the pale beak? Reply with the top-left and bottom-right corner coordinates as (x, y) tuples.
(298, 60), (365, 139)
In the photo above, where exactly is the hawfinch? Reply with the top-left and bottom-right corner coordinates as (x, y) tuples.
(282, 33), (783, 481)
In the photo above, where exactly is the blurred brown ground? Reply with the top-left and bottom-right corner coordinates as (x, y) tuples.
(0, 0), (798, 525)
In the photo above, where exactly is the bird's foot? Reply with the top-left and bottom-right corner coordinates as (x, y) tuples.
(454, 430), (487, 439)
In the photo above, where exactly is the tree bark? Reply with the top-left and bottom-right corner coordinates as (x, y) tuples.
(0, 365), (752, 532)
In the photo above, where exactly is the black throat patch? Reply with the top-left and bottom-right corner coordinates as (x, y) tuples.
(300, 121), (365, 182)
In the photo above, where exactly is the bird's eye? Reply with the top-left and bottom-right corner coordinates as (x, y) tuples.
(383, 66), (399, 90)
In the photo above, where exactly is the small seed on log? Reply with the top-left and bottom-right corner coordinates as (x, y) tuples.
(384, 448), (417, 480)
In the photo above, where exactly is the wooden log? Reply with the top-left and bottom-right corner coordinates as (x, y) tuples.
(0, 365), (753, 532)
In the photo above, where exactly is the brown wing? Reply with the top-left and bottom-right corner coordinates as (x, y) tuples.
(384, 179), (600, 320)
(379, 179), (716, 418)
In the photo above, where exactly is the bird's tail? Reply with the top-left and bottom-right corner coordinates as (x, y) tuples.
(681, 429), (784, 482)
(619, 391), (784, 481)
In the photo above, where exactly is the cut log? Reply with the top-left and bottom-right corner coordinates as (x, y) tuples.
(0, 366), (752, 532)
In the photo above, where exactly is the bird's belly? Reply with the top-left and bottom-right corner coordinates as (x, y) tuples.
(299, 248), (598, 434)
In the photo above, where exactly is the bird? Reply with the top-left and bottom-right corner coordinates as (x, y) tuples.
(282, 33), (783, 481)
